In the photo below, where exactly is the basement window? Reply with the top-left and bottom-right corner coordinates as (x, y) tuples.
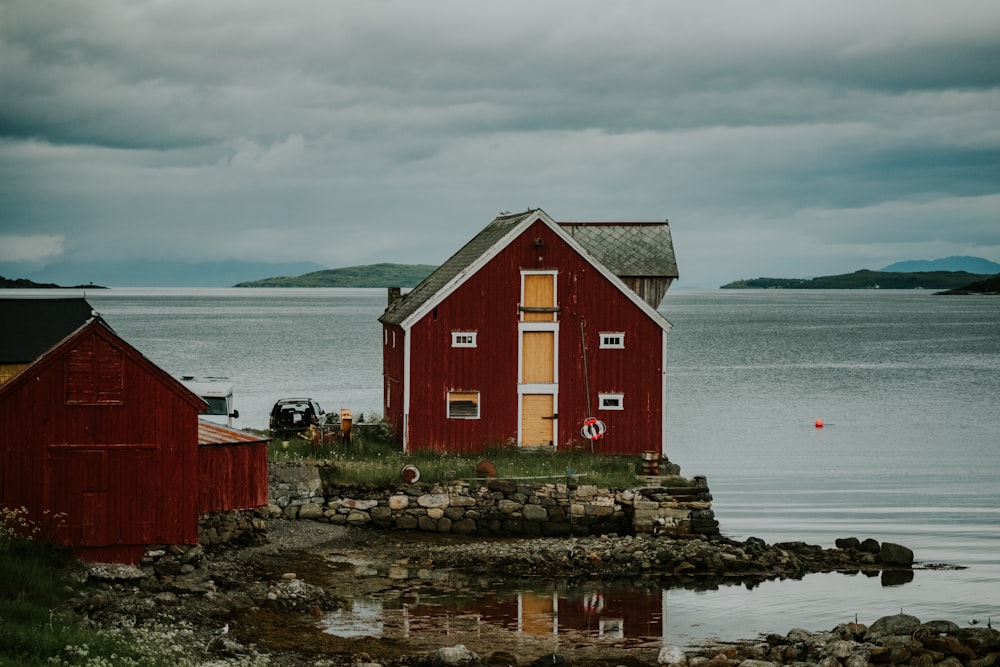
(447, 391), (480, 419)
(598, 393), (624, 411)
(599, 332), (625, 349)
(451, 331), (477, 348)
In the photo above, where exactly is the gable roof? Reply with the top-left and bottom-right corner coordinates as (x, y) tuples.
(0, 297), (98, 363)
(0, 309), (206, 412)
(379, 208), (674, 330)
(380, 209), (537, 327)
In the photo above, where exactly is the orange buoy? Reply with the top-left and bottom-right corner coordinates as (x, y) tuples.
(815, 419), (824, 428)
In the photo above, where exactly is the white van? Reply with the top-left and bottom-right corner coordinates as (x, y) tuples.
(179, 375), (240, 427)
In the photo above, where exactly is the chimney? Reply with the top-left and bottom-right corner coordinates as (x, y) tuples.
(387, 287), (402, 307)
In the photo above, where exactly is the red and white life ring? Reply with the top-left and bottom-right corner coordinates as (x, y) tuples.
(580, 417), (606, 441)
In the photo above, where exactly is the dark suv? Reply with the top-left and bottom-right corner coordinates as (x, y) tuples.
(269, 398), (326, 437)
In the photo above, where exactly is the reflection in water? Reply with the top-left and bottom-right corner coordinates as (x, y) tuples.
(320, 572), (678, 654)
(319, 558), (916, 651)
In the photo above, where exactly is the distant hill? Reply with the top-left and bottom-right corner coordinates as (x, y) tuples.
(0, 275), (106, 289)
(935, 275), (1000, 295)
(721, 269), (993, 290)
(6, 260), (329, 287)
(235, 263), (437, 288)
(881, 256), (1000, 274)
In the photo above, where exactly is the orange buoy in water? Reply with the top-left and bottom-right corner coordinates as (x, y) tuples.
(815, 419), (824, 428)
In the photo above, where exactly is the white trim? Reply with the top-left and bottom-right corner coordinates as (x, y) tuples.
(399, 216), (541, 331)
(447, 390), (481, 419)
(598, 393), (625, 410)
(599, 332), (625, 349)
(518, 383), (558, 394)
(397, 210), (672, 334)
(403, 330), (411, 453)
(661, 328), (668, 457)
(451, 331), (477, 348)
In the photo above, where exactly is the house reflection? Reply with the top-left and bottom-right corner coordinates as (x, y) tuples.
(321, 581), (667, 645)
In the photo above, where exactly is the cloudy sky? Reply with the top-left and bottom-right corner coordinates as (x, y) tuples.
(2, 0), (998, 287)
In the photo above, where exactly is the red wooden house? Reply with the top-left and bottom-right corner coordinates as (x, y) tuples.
(379, 209), (678, 455)
(0, 297), (267, 563)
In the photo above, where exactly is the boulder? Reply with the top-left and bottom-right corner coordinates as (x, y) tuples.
(879, 541), (914, 566)
(865, 612), (922, 640)
(835, 536), (861, 550)
(433, 644), (481, 666)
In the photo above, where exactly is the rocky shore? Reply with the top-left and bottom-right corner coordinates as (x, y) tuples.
(70, 519), (992, 667)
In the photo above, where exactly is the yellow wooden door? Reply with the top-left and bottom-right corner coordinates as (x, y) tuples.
(522, 273), (555, 322)
(521, 393), (555, 447)
(521, 331), (554, 383)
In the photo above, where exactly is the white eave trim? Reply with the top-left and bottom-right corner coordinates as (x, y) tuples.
(398, 209), (673, 334)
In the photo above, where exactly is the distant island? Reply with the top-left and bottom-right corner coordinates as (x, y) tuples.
(935, 275), (1000, 295)
(720, 269), (995, 290)
(0, 275), (106, 289)
(234, 263), (437, 288)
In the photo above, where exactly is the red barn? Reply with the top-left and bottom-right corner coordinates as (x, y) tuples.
(0, 297), (267, 563)
(379, 209), (678, 455)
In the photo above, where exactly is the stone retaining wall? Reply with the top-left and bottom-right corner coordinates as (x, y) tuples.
(264, 462), (719, 538)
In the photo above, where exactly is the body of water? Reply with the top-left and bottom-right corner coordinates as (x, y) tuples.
(8, 287), (999, 649)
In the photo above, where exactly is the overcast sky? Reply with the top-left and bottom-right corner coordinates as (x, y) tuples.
(2, 1), (999, 287)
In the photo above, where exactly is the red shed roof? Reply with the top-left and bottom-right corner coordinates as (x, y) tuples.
(197, 420), (269, 446)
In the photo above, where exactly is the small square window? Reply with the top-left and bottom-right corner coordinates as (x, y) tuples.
(448, 391), (480, 419)
(598, 393), (624, 410)
(452, 331), (477, 348)
(600, 333), (625, 349)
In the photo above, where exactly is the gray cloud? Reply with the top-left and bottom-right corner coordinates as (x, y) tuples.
(1, 0), (999, 286)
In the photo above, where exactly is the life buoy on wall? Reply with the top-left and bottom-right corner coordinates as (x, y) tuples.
(581, 417), (606, 441)
(401, 464), (421, 483)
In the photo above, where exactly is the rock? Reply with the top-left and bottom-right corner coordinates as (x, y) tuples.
(530, 654), (564, 667)
(659, 643), (687, 665)
(879, 541), (914, 566)
(485, 651), (518, 667)
(522, 505), (548, 522)
(419, 493), (451, 509)
(297, 503), (324, 520)
(207, 636), (246, 657)
(865, 612), (922, 640)
(836, 536), (861, 550)
(87, 563), (147, 580)
(434, 644), (481, 666)
(859, 538), (881, 553)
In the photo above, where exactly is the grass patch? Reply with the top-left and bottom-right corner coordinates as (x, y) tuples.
(263, 421), (652, 488)
(0, 508), (224, 667)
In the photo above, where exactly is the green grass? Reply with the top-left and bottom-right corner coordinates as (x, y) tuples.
(0, 510), (217, 667)
(264, 422), (662, 489)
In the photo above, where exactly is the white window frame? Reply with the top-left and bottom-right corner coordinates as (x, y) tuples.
(598, 393), (624, 411)
(599, 332), (625, 349)
(451, 331), (478, 348)
(447, 390), (480, 419)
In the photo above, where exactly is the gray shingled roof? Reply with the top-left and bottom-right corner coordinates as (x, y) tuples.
(379, 210), (535, 326)
(0, 297), (98, 363)
(560, 222), (678, 278)
(378, 210), (678, 328)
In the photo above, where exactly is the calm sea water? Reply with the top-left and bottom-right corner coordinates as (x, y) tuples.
(11, 287), (999, 646)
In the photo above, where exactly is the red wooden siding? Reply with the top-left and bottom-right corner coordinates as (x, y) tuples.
(0, 322), (204, 563)
(381, 324), (406, 442)
(403, 218), (665, 455)
(198, 442), (269, 513)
